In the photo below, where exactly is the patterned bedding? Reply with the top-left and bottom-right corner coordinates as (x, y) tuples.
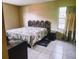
(6, 27), (48, 47)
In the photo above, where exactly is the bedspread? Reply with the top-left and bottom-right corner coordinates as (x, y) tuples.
(6, 27), (48, 47)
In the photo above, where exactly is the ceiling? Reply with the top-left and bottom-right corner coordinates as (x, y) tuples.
(3, 0), (55, 6)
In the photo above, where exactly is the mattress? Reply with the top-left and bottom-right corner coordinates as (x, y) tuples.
(6, 27), (48, 47)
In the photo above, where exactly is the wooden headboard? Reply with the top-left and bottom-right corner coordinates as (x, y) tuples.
(28, 20), (51, 33)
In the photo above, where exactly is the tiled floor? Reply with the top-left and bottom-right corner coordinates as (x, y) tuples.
(28, 40), (76, 59)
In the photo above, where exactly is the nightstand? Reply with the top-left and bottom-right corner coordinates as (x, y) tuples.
(47, 31), (56, 41)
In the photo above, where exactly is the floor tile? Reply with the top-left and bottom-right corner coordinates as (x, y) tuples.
(50, 53), (63, 59)
(28, 40), (76, 59)
(63, 55), (76, 59)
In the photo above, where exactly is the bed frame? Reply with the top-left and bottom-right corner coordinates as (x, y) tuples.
(28, 20), (51, 34)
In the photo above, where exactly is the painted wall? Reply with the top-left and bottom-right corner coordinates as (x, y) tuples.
(19, 0), (76, 31)
(3, 3), (21, 30)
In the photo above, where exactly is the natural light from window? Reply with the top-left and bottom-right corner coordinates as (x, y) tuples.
(58, 7), (67, 31)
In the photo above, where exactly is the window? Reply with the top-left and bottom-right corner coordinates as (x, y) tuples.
(58, 7), (67, 30)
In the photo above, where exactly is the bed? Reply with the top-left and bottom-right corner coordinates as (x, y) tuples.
(6, 20), (51, 48)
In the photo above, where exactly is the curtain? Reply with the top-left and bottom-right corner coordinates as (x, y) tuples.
(64, 6), (76, 41)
